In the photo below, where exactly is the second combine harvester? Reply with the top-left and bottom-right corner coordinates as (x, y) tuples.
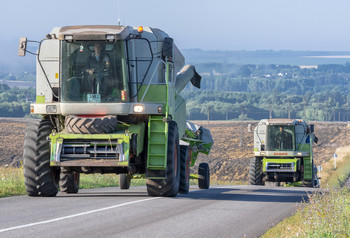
(250, 119), (319, 187)
(18, 25), (213, 197)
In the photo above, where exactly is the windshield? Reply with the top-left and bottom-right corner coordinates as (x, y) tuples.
(266, 125), (295, 151)
(61, 40), (128, 103)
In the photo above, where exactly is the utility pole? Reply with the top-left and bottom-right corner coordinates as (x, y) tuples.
(269, 103), (272, 119)
(207, 106), (210, 126)
(339, 111), (341, 121)
(334, 109), (335, 122)
(287, 101), (291, 119)
(241, 105), (244, 121)
(226, 112), (228, 121)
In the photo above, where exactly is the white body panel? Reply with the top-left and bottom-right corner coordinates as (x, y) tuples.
(36, 39), (59, 102)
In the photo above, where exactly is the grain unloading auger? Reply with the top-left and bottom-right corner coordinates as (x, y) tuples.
(19, 25), (213, 197)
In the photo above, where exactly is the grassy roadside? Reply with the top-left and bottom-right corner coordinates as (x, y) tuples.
(0, 166), (147, 198)
(0, 166), (205, 198)
(262, 153), (350, 238)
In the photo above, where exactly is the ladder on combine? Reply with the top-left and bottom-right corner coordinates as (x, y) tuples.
(147, 116), (168, 178)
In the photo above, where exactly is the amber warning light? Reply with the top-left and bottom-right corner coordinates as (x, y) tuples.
(121, 90), (126, 101)
(137, 26), (143, 33)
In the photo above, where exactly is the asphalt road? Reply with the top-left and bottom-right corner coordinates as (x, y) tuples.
(0, 185), (315, 238)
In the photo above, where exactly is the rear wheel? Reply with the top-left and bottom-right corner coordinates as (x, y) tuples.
(198, 163), (210, 189)
(146, 121), (180, 197)
(119, 174), (131, 189)
(179, 146), (190, 194)
(23, 120), (60, 197)
(59, 172), (80, 193)
(249, 157), (264, 185)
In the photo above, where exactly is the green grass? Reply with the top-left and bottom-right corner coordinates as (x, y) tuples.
(79, 174), (146, 189)
(262, 154), (350, 238)
(263, 187), (350, 238)
(0, 166), (148, 198)
(0, 166), (26, 197)
(327, 155), (350, 187)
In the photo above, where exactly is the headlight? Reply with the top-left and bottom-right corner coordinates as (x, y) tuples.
(46, 105), (57, 113)
(133, 105), (144, 113)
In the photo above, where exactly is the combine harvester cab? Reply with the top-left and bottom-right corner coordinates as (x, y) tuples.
(250, 119), (319, 187)
(19, 25), (213, 197)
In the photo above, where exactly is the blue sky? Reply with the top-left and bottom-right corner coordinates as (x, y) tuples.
(1, 0), (350, 51)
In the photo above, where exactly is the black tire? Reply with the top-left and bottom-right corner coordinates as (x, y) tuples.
(23, 120), (60, 197)
(179, 146), (190, 194)
(249, 157), (264, 185)
(198, 163), (210, 189)
(146, 121), (180, 197)
(119, 174), (131, 189)
(65, 115), (117, 134)
(59, 172), (80, 193)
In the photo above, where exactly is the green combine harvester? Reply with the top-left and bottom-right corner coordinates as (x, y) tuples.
(18, 25), (213, 197)
(250, 119), (319, 187)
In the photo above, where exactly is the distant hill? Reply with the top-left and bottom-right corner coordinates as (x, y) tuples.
(2, 37), (350, 73)
(182, 49), (350, 65)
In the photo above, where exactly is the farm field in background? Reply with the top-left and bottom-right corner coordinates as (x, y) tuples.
(1, 118), (349, 184)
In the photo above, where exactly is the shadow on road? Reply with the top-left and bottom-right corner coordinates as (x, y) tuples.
(57, 191), (148, 198)
(176, 186), (313, 203)
(55, 186), (316, 203)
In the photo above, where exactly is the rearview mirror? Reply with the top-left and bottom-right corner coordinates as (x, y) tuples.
(18, 37), (27, 56)
(162, 37), (173, 59)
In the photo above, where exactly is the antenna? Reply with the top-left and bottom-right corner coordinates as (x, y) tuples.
(117, 0), (121, 25)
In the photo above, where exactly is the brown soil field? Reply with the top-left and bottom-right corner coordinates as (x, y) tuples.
(191, 121), (350, 183)
(1, 118), (349, 184)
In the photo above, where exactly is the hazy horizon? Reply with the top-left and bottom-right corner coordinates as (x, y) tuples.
(2, 0), (350, 73)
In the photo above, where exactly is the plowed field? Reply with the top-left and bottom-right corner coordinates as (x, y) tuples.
(1, 118), (349, 184)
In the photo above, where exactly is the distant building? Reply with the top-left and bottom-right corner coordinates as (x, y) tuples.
(299, 65), (318, 69)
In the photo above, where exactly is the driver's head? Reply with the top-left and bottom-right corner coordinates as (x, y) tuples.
(279, 127), (283, 132)
(94, 43), (102, 56)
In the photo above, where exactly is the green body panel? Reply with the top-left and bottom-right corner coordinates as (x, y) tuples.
(262, 158), (299, 172)
(49, 131), (130, 166)
(36, 95), (45, 103)
(147, 115), (168, 171)
(138, 85), (167, 103)
(125, 122), (145, 156)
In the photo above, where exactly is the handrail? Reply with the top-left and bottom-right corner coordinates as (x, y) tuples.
(140, 60), (166, 103)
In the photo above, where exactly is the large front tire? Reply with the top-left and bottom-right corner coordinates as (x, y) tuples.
(23, 120), (60, 197)
(146, 121), (180, 197)
(249, 157), (264, 185)
(65, 115), (117, 134)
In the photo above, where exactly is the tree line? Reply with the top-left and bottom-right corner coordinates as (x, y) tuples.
(0, 84), (35, 117)
(1, 63), (350, 121)
(183, 63), (350, 121)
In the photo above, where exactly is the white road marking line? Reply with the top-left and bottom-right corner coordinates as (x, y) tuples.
(0, 197), (161, 233)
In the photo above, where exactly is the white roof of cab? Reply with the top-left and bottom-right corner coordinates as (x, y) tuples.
(57, 25), (133, 40)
